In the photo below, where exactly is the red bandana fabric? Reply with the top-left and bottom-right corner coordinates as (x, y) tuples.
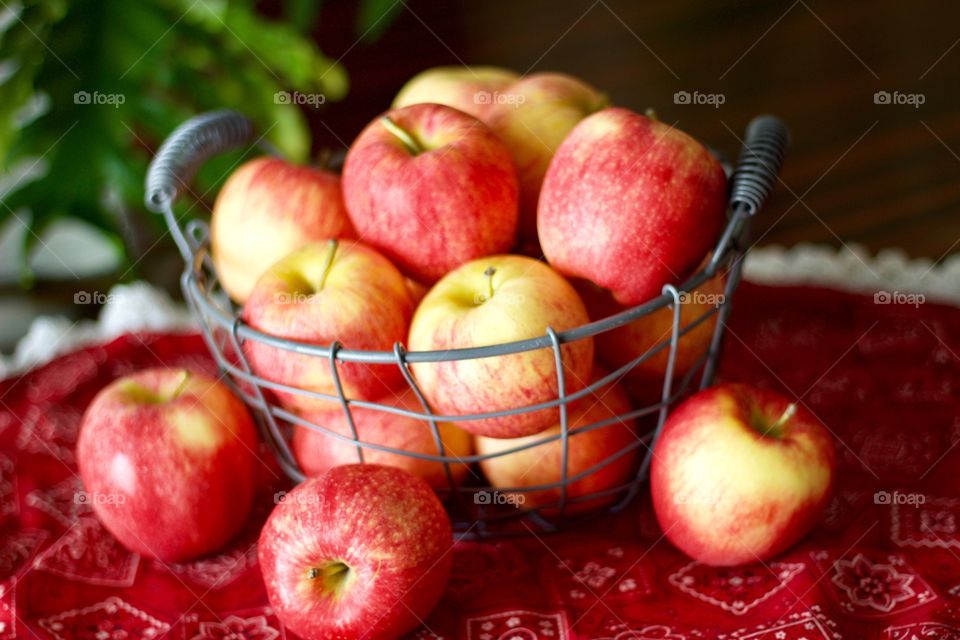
(1, 281), (959, 639)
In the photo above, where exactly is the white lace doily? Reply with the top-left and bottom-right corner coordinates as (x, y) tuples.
(2, 243), (958, 378)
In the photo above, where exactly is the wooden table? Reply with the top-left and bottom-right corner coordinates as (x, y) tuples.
(309, 0), (960, 262)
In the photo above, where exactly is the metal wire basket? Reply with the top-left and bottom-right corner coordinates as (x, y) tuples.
(145, 110), (788, 535)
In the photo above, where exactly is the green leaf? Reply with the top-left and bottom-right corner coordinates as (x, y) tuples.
(356, 0), (402, 42)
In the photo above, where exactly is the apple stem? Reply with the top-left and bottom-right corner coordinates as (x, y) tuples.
(769, 402), (797, 435)
(644, 107), (659, 121)
(170, 370), (191, 400)
(315, 147), (334, 170)
(380, 116), (424, 155)
(317, 239), (339, 291)
(484, 266), (496, 301)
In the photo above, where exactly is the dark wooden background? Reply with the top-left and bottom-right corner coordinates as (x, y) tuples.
(305, 0), (960, 261)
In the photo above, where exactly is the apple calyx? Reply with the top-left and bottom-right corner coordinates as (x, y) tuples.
(307, 560), (353, 598)
(379, 116), (424, 155)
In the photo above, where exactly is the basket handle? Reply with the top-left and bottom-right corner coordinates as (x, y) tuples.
(144, 110), (255, 212)
(729, 115), (789, 216)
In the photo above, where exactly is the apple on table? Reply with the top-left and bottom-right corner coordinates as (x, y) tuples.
(242, 239), (415, 412)
(292, 388), (475, 490)
(342, 103), (519, 284)
(651, 383), (835, 566)
(76, 368), (259, 562)
(392, 65), (519, 120)
(259, 464), (453, 640)
(211, 156), (354, 303)
(408, 254), (594, 438)
(538, 107), (727, 306)
(476, 368), (639, 515)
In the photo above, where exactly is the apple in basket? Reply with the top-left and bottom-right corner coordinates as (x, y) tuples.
(342, 103), (519, 283)
(259, 464), (453, 640)
(408, 254), (594, 438)
(538, 107), (727, 306)
(475, 368), (639, 515)
(211, 156), (354, 303)
(242, 239), (415, 412)
(576, 266), (727, 403)
(485, 72), (608, 242)
(392, 65), (519, 120)
(651, 383), (835, 566)
(76, 368), (259, 562)
(292, 388), (475, 490)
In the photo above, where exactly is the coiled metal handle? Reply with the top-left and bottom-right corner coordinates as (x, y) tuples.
(729, 115), (789, 216)
(144, 110), (255, 212)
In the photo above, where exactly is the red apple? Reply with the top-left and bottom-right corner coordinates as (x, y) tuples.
(292, 389), (475, 490)
(76, 368), (259, 562)
(342, 103), (519, 283)
(392, 65), (519, 120)
(578, 267), (727, 403)
(242, 240), (414, 412)
(651, 383), (835, 566)
(475, 369), (638, 514)
(211, 156), (354, 303)
(538, 107), (727, 306)
(485, 72), (608, 241)
(408, 254), (593, 438)
(259, 464), (453, 640)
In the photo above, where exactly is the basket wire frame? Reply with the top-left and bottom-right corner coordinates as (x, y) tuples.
(146, 110), (788, 535)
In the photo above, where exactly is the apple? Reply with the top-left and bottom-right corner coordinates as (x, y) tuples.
(292, 388), (475, 490)
(577, 267), (727, 403)
(242, 239), (414, 412)
(211, 156), (354, 303)
(259, 464), (453, 640)
(485, 72), (607, 241)
(392, 65), (519, 120)
(342, 103), (519, 283)
(651, 383), (835, 566)
(538, 107), (727, 306)
(76, 368), (259, 562)
(408, 254), (593, 438)
(475, 369), (638, 514)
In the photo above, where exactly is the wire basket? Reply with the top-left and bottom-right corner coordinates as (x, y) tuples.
(145, 110), (788, 535)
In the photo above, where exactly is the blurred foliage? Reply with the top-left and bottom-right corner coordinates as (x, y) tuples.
(0, 0), (350, 282)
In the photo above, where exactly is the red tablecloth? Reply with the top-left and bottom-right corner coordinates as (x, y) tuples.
(2, 281), (960, 639)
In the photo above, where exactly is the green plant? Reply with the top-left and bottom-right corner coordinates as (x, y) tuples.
(0, 0), (351, 282)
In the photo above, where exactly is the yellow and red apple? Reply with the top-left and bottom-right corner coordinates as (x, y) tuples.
(392, 65), (519, 120)
(475, 369), (638, 514)
(408, 254), (593, 438)
(342, 103), (519, 283)
(292, 389), (474, 490)
(211, 156), (354, 303)
(259, 465), (452, 640)
(651, 383), (835, 566)
(76, 368), (259, 562)
(538, 108), (727, 306)
(242, 240), (414, 411)
(485, 72), (607, 241)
